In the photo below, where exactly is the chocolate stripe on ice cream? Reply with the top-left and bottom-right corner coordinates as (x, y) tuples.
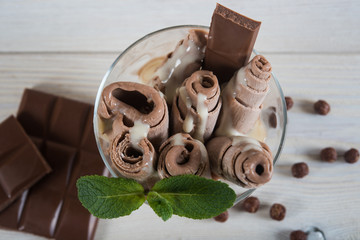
(207, 136), (273, 188)
(98, 82), (169, 150)
(216, 55), (271, 136)
(110, 133), (156, 184)
(157, 133), (209, 179)
(203, 3), (261, 84)
(171, 70), (222, 142)
(151, 29), (208, 104)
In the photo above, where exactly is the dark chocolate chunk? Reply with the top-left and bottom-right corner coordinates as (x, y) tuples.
(320, 147), (337, 162)
(0, 89), (107, 240)
(204, 3), (261, 84)
(242, 196), (260, 213)
(270, 203), (286, 221)
(285, 96), (294, 110)
(291, 162), (309, 178)
(213, 210), (229, 222)
(344, 148), (359, 164)
(290, 230), (308, 240)
(314, 100), (330, 115)
(0, 116), (51, 212)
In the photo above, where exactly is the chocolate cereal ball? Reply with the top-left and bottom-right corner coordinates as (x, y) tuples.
(320, 147), (337, 162)
(285, 96), (294, 110)
(290, 230), (307, 240)
(213, 211), (229, 222)
(243, 196), (260, 213)
(291, 162), (309, 178)
(314, 100), (330, 115)
(270, 203), (286, 221)
(344, 148), (359, 164)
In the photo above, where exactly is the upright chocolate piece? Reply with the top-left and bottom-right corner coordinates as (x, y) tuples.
(0, 116), (51, 212)
(0, 89), (107, 240)
(204, 4), (261, 84)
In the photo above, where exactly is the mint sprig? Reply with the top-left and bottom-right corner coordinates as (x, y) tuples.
(77, 174), (236, 221)
(77, 176), (145, 218)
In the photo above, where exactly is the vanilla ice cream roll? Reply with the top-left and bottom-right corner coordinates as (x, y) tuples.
(207, 136), (273, 188)
(171, 70), (222, 142)
(153, 29), (208, 104)
(157, 133), (209, 179)
(110, 133), (157, 183)
(98, 82), (169, 150)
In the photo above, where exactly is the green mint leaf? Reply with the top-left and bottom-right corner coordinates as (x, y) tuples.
(147, 191), (173, 221)
(150, 175), (236, 219)
(77, 175), (145, 219)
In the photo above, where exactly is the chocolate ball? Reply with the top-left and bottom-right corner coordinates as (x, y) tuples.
(269, 112), (277, 128)
(320, 147), (337, 162)
(314, 100), (330, 115)
(270, 203), (286, 221)
(243, 196), (260, 213)
(213, 210), (229, 222)
(291, 162), (309, 178)
(290, 230), (307, 240)
(285, 96), (294, 110)
(344, 148), (359, 164)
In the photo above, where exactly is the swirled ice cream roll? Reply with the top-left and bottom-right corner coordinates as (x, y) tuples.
(206, 136), (273, 188)
(110, 133), (157, 183)
(216, 55), (272, 136)
(157, 133), (209, 179)
(171, 70), (222, 142)
(98, 82), (169, 150)
(152, 29), (208, 103)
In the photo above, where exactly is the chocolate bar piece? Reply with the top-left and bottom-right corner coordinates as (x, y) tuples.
(0, 116), (51, 212)
(0, 89), (107, 240)
(203, 3), (261, 84)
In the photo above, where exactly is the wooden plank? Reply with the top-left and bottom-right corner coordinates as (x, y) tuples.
(0, 53), (359, 239)
(0, 0), (359, 53)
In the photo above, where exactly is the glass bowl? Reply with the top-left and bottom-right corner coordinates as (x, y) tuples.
(94, 25), (287, 205)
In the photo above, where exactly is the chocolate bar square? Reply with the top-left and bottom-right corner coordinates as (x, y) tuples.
(0, 116), (51, 212)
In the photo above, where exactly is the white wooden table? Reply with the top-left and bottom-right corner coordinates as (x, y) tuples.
(1, 0), (359, 239)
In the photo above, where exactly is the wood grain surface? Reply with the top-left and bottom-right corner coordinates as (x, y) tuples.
(0, 0), (359, 239)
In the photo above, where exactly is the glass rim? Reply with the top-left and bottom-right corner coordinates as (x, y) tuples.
(93, 25), (288, 204)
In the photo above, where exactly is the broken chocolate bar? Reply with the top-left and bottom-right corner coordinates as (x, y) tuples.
(203, 3), (261, 84)
(0, 89), (108, 240)
(0, 116), (51, 212)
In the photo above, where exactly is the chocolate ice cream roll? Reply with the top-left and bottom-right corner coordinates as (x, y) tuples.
(98, 81), (169, 150)
(157, 133), (209, 179)
(171, 70), (222, 142)
(152, 29), (208, 104)
(110, 132), (156, 183)
(207, 136), (273, 188)
(216, 55), (272, 136)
